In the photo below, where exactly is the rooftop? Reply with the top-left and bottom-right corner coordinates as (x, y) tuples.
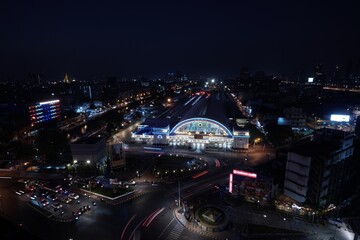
(72, 135), (105, 145)
(140, 92), (245, 133)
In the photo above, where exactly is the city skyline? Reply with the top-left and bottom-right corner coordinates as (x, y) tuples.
(1, 0), (360, 80)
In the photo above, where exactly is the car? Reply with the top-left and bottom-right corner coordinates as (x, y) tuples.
(37, 188), (49, 197)
(63, 197), (72, 204)
(40, 199), (49, 207)
(52, 202), (62, 209)
(26, 184), (36, 191)
(47, 194), (57, 201)
(15, 190), (23, 196)
(30, 193), (38, 200)
(53, 185), (63, 193)
(69, 193), (79, 200)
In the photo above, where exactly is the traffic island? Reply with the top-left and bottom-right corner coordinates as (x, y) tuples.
(195, 205), (228, 232)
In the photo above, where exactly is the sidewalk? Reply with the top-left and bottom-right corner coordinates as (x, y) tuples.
(173, 209), (241, 240)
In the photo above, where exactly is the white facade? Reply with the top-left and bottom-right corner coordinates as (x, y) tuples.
(132, 117), (250, 149)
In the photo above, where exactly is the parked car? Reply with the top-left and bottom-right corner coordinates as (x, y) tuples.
(69, 193), (79, 200)
(52, 202), (63, 209)
(63, 197), (72, 204)
(47, 194), (57, 201)
(40, 199), (49, 207)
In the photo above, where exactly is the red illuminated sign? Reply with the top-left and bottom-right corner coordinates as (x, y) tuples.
(229, 173), (233, 193)
(232, 169), (257, 179)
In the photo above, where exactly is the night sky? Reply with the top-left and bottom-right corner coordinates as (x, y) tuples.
(1, 0), (360, 80)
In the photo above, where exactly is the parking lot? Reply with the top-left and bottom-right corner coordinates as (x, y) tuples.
(15, 178), (100, 222)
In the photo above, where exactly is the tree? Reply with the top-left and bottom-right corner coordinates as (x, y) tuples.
(9, 141), (35, 161)
(36, 128), (69, 163)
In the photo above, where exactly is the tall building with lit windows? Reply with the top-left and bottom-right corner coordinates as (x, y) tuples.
(28, 100), (61, 126)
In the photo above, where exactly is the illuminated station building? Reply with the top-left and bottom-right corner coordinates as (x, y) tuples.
(28, 100), (61, 127)
(132, 92), (250, 150)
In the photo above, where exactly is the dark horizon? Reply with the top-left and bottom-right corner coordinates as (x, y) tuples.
(1, 0), (360, 80)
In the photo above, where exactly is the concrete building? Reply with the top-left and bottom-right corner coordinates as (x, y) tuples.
(284, 128), (355, 208)
(283, 107), (306, 127)
(132, 92), (250, 150)
(70, 136), (106, 166)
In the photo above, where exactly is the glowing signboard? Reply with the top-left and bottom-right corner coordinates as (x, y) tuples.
(330, 114), (350, 122)
(229, 169), (257, 193)
(233, 169), (257, 179)
(308, 77), (314, 83)
(39, 99), (60, 105)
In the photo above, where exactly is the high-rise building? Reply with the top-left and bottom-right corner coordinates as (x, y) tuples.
(355, 116), (360, 137)
(314, 64), (325, 84)
(284, 129), (355, 207)
(70, 136), (107, 173)
(28, 100), (61, 127)
(29, 73), (42, 86)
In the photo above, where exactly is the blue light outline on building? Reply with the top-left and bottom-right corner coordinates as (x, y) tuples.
(170, 117), (233, 136)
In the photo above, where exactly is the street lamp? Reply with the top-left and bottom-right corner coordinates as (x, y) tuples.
(0, 195), (3, 213)
(73, 160), (78, 174)
(178, 180), (182, 213)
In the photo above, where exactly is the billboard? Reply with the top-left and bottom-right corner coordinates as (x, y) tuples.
(330, 114), (350, 122)
(233, 169), (257, 178)
(229, 169), (257, 194)
(229, 173), (233, 193)
(108, 142), (126, 169)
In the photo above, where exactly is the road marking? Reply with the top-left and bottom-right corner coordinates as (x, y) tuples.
(157, 218), (175, 240)
(166, 223), (183, 240)
(121, 214), (136, 240)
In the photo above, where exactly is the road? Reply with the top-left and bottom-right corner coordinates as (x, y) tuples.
(3, 120), (351, 240)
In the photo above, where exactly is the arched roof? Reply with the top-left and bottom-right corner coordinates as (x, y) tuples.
(174, 93), (233, 132)
(170, 117), (233, 136)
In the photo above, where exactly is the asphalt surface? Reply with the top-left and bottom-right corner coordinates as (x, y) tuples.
(1, 122), (354, 240)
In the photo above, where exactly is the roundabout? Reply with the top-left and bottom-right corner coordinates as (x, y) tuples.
(195, 205), (229, 232)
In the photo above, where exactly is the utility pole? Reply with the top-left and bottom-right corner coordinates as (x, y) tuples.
(0, 195), (3, 213)
(178, 179), (181, 212)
